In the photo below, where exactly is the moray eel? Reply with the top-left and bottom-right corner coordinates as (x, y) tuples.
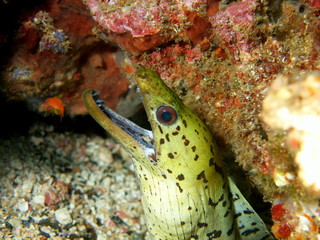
(82, 69), (275, 240)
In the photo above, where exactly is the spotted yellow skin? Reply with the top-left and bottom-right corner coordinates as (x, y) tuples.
(83, 69), (275, 240)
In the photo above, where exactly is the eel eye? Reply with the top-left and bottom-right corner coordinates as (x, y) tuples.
(156, 106), (177, 125)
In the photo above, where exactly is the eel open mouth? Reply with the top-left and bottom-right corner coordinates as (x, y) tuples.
(91, 90), (156, 159)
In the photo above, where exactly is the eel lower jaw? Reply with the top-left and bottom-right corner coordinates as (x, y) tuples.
(91, 90), (156, 161)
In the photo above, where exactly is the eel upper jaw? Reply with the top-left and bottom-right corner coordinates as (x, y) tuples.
(91, 90), (156, 160)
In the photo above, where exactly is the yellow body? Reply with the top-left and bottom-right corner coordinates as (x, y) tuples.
(83, 69), (275, 240)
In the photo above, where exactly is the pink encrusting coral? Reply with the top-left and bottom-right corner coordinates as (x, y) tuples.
(86, 1), (162, 37)
(209, 0), (258, 58)
(85, 0), (210, 52)
(86, 0), (206, 37)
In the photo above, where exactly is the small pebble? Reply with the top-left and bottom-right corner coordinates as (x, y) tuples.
(55, 208), (72, 225)
(31, 195), (45, 207)
(16, 200), (29, 212)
